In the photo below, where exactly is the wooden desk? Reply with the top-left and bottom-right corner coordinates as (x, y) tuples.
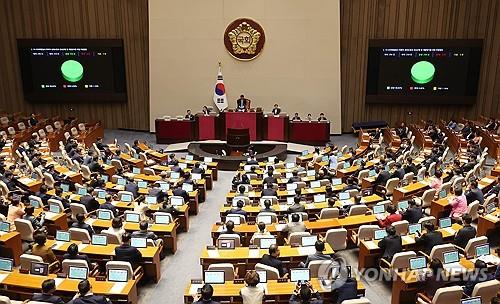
(16, 176), (42, 192)
(47, 239), (162, 283)
(199, 245), (334, 275)
(184, 278), (364, 304)
(0, 232), (22, 266)
(88, 219), (178, 254)
(477, 210), (500, 237)
(0, 270), (138, 303)
(392, 181), (429, 203)
(120, 153), (144, 169)
(54, 165), (83, 184)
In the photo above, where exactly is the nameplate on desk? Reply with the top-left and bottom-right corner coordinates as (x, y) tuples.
(0, 273), (9, 283)
(297, 246), (316, 255)
(233, 279), (244, 284)
(277, 278), (288, 283)
(110, 282), (128, 294)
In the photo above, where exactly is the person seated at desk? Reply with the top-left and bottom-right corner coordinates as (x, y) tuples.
(1, 171), (18, 192)
(291, 113), (302, 122)
(183, 171), (194, 185)
(463, 260), (494, 296)
(288, 171), (302, 183)
(461, 156), (477, 173)
(7, 197), (24, 223)
(124, 178), (138, 198)
(221, 220), (240, 236)
(306, 113), (313, 122)
(173, 181), (190, 203)
(390, 163), (405, 180)
(132, 221), (158, 241)
(36, 185), (52, 206)
(449, 187), (468, 220)
(72, 213), (95, 236)
(373, 165), (390, 189)
(202, 105), (211, 115)
(63, 243), (91, 268)
(193, 284), (220, 304)
(23, 205), (45, 230)
(115, 232), (143, 269)
(343, 177), (360, 192)
(261, 244), (287, 277)
(131, 140), (143, 154)
(227, 200), (247, 217)
(185, 109), (195, 120)
(69, 279), (111, 304)
(485, 118), (498, 131)
(402, 199), (423, 224)
(32, 232), (58, 264)
(235, 185), (248, 197)
(80, 187), (99, 212)
(419, 259), (447, 299)
(166, 153), (179, 166)
(192, 163), (205, 174)
(317, 113), (328, 122)
(250, 222), (271, 244)
(429, 170), (443, 191)
(236, 94), (249, 112)
(263, 171), (277, 185)
(246, 156), (259, 165)
(415, 222), (443, 254)
(31, 279), (65, 304)
(262, 182), (277, 197)
(158, 199), (180, 219)
(289, 282), (323, 304)
(302, 240), (335, 268)
(260, 200), (275, 213)
(454, 213), (476, 249)
(288, 196), (306, 214)
(95, 137), (108, 150)
(447, 119), (458, 131)
(106, 217), (125, 243)
(28, 113), (38, 127)
(378, 226), (402, 261)
(465, 180), (484, 204)
(239, 270), (265, 304)
(271, 103), (281, 116)
(284, 213), (306, 233)
(342, 195), (362, 216)
(377, 205), (401, 228)
(99, 195), (118, 216)
(52, 187), (70, 208)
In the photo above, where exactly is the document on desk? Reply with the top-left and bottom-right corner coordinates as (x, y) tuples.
(0, 273), (9, 283)
(305, 203), (315, 209)
(485, 214), (499, 222)
(44, 212), (58, 221)
(54, 278), (64, 287)
(85, 218), (96, 225)
(78, 244), (88, 251)
(52, 241), (66, 250)
(275, 224), (287, 231)
(402, 235), (415, 244)
(483, 177), (495, 184)
(278, 205), (288, 212)
(249, 249), (261, 259)
(443, 227), (457, 236)
(206, 249), (220, 258)
(363, 241), (379, 250)
(189, 284), (203, 295)
(297, 247), (316, 255)
(110, 282), (128, 294)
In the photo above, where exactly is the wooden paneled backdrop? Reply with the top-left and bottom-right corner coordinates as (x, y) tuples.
(0, 0), (499, 132)
(340, 0), (500, 132)
(0, 0), (149, 130)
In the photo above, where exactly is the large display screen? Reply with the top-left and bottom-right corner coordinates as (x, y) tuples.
(366, 39), (482, 104)
(17, 39), (127, 102)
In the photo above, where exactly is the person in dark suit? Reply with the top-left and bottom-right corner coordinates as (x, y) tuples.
(71, 213), (94, 236)
(132, 140), (143, 154)
(193, 284), (220, 304)
(454, 213), (476, 249)
(131, 221), (158, 240)
(289, 283), (323, 304)
(31, 279), (65, 304)
(465, 180), (484, 204)
(158, 200), (180, 219)
(29, 113), (38, 127)
(70, 279), (111, 304)
(461, 156), (477, 173)
(124, 178), (139, 198)
(172, 182), (189, 203)
(62, 243), (91, 268)
(226, 200), (247, 217)
(52, 187), (70, 208)
(463, 260), (494, 296)
(262, 182), (277, 197)
(260, 244), (286, 277)
(263, 171), (277, 184)
(220, 220), (240, 236)
(378, 226), (402, 260)
(415, 222), (443, 254)
(402, 199), (423, 224)
(185, 109), (195, 120)
(391, 163), (405, 180)
(191, 163), (205, 174)
(303, 240), (334, 267)
(23, 205), (45, 230)
(236, 94), (248, 112)
(288, 171), (302, 183)
(88, 156), (104, 173)
(36, 185), (52, 206)
(373, 165), (390, 187)
(95, 137), (108, 150)
(288, 196), (306, 213)
(343, 177), (360, 192)
(79, 187), (99, 212)
(260, 199), (275, 213)
(271, 103), (281, 116)
(98, 195), (118, 216)
(114, 232), (143, 269)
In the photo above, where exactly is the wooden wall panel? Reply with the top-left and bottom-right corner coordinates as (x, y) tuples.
(0, 0), (149, 130)
(340, 0), (500, 132)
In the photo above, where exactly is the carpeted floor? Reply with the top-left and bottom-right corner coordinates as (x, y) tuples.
(103, 129), (391, 304)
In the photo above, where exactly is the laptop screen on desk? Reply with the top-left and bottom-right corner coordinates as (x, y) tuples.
(204, 157), (212, 163)
(372, 205), (385, 215)
(204, 271), (225, 284)
(332, 178), (342, 186)
(475, 244), (490, 257)
(131, 237), (147, 248)
(145, 196), (157, 204)
(132, 167), (141, 174)
(108, 269), (129, 282)
(61, 184), (70, 192)
(91, 234), (108, 246)
(397, 201), (408, 211)
(290, 268), (310, 282)
(192, 173), (202, 180)
(461, 297), (481, 304)
(439, 217), (452, 229)
(259, 238), (276, 249)
(443, 251), (459, 264)
(97, 210), (112, 220)
(185, 155), (194, 161)
(0, 258), (13, 272)
(125, 213), (140, 223)
(121, 194), (133, 202)
(49, 203), (61, 214)
(307, 170), (315, 177)
(78, 188), (87, 196)
(138, 181), (148, 189)
(408, 223), (422, 235)
(374, 229), (387, 240)
(439, 189), (447, 199)
(155, 214), (170, 225)
(409, 257), (426, 270)
(310, 181), (321, 188)
(314, 194), (326, 203)
(302, 235), (318, 247)
(0, 221), (10, 233)
(97, 191), (107, 199)
(170, 172), (180, 179)
(56, 230), (70, 242)
(30, 262), (49, 276)
(286, 163), (295, 169)
(257, 215), (272, 225)
(117, 178), (126, 186)
(287, 183), (298, 191)
(68, 266), (88, 280)
(171, 197), (184, 206)
(182, 184), (193, 192)
(339, 192), (350, 201)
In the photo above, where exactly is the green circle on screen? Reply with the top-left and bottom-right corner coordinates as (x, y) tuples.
(411, 61), (435, 84)
(61, 60), (84, 82)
